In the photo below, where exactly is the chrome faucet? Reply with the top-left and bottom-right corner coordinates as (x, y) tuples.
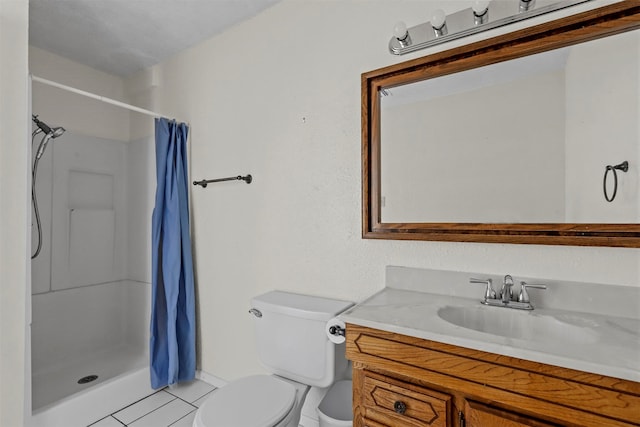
(470, 275), (547, 310)
(501, 275), (514, 303)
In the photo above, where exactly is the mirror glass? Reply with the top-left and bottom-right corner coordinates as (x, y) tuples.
(380, 30), (639, 224)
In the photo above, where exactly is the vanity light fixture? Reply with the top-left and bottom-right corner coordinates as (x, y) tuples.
(389, 0), (593, 55)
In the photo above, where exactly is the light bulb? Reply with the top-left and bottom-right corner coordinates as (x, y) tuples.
(473, 0), (490, 16)
(431, 9), (446, 29)
(393, 21), (408, 40)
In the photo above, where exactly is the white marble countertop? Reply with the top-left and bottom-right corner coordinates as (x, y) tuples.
(340, 287), (640, 382)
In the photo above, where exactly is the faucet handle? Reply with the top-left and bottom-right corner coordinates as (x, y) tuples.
(470, 278), (496, 299)
(518, 281), (547, 303)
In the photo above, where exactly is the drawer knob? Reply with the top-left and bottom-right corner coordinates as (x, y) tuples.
(393, 400), (407, 414)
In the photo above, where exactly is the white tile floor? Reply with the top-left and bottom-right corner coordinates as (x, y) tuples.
(88, 379), (216, 427)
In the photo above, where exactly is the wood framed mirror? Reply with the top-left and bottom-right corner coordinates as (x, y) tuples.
(362, 2), (640, 247)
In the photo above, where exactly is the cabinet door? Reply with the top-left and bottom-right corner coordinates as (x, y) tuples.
(464, 400), (562, 427)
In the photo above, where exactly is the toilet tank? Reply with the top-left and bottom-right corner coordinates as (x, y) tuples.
(250, 291), (354, 388)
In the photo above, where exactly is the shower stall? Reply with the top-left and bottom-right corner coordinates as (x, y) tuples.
(29, 68), (158, 424)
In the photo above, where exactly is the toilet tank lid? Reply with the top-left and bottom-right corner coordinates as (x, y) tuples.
(252, 291), (354, 321)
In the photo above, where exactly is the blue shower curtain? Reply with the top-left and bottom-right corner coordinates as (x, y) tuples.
(150, 118), (196, 389)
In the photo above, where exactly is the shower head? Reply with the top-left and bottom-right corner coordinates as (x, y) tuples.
(51, 126), (66, 138)
(32, 115), (65, 138)
(31, 115), (65, 159)
(34, 127), (65, 160)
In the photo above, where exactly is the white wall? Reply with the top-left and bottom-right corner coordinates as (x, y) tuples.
(30, 47), (130, 142)
(141, 0), (640, 387)
(0, 0), (29, 425)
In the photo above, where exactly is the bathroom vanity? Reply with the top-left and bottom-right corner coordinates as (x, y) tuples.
(342, 268), (640, 427)
(346, 323), (639, 427)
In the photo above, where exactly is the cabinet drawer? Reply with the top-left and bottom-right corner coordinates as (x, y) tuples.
(362, 418), (389, 427)
(363, 371), (451, 427)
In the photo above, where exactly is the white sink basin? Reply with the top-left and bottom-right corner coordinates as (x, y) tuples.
(437, 305), (600, 344)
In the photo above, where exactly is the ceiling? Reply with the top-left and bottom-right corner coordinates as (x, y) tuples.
(29, 0), (281, 77)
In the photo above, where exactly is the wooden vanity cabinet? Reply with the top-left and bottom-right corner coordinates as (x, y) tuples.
(346, 324), (640, 427)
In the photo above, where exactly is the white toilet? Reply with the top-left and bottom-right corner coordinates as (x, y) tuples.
(193, 290), (354, 427)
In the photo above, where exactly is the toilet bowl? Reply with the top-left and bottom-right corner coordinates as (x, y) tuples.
(193, 375), (309, 427)
(192, 291), (354, 427)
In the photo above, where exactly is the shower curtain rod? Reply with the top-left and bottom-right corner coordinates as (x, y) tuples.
(31, 75), (187, 123)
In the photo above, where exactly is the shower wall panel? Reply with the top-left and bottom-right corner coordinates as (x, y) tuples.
(50, 133), (127, 291)
(29, 131), (152, 381)
(126, 136), (155, 283)
(31, 281), (126, 373)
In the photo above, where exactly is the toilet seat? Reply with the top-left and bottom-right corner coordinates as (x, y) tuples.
(193, 375), (297, 427)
